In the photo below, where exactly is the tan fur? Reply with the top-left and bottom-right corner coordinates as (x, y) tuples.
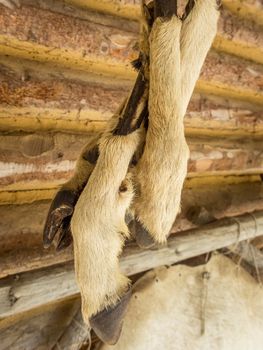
(64, 133), (101, 192)
(62, 99), (128, 194)
(133, 0), (219, 243)
(63, 10), (150, 320)
(71, 129), (141, 321)
(180, 0), (220, 114)
(101, 254), (263, 350)
(70, 0), (219, 322)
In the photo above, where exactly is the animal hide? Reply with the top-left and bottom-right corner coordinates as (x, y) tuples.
(101, 254), (263, 350)
(132, 0), (220, 244)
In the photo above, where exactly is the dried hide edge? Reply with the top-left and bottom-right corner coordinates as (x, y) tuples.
(132, 0), (220, 244)
(71, 128), (142, 321)
(101, 254), (263, 350)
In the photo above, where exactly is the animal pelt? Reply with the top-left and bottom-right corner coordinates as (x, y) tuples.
(101, 254), (263, 350)
(71, 128), (142, 321)
(132, 0), (220, 244)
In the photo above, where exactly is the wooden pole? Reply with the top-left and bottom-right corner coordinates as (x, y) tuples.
(1, 210), (263, 325)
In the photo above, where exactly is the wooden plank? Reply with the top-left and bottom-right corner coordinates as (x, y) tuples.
(0, 131), (262, 192)
(0, 177), (262, 278)
(0, 210), (263, 324)
(0, 297), (80, 349)
(0, 56), (262, 134)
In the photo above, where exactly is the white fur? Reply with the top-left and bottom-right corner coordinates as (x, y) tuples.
(101, 254), (263, 350)
(133, 0), (219, 243)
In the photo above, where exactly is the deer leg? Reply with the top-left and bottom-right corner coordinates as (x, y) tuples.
(69, 3), (154, 344)
(43, 1), (153, 251)
(132, 0), (220, 246)
(43, 100), (128, 250)
(132, 0), (181, 247)
(180, 0), (220, 114)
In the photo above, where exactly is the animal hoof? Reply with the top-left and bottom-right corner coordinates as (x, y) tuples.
(90, 289), (132, 345)
(130, 218), (156, 249)
(56, 217), (73, 251)
(43, 189), (77, 248)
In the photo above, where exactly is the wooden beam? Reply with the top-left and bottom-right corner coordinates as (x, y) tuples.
(0, 131), (262, 192)
(223, 0), (263, 27)
(1, 55), (262, 134)
(0, 299), (81, 349)
(214, 8), (263, 65)
(0, 211), (263, 325)
(64, 0), (263, 28)
(0, 3), (263, 75)
(0, 177), (263, 278)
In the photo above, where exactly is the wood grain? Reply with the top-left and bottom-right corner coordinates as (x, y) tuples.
(0, 210), (262, 325)
(1, 178), (263, 278)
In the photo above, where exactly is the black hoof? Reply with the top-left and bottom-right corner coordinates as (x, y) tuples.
(130, 218), (156, 249)
(90, 289), (132, 345)
(43, 189), (77, 248)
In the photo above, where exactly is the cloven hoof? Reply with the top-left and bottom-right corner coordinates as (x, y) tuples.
(131, 218), (156, 249)
(43, 189), (77, 248)
(90, 288), (132, 345)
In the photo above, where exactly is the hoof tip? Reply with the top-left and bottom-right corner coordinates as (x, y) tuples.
(131, 218), (156, 249)
(90, 289), (132, 345)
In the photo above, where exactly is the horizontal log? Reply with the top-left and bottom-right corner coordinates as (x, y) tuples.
(0, 2), (263, 78)
(223, 0), (263, 27)
(0, 210), (262, 324)
(65, 2), (263, 65)
(0, 131), (262, 192)
(0, 177), (262, 278)
(0, 56), (262, 134)
(66, 0), (263, 28)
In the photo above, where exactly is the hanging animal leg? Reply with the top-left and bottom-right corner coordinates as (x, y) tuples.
(43, 101), (126, 250)
(132, 0), (220, 246)
(180, 0), (221, 114)
(43, 1), (153, 251)
(71, 117), (143, 344)
(69, 9), (153, 348)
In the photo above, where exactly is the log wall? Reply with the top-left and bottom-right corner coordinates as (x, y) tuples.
(0, 0), (263, 348)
